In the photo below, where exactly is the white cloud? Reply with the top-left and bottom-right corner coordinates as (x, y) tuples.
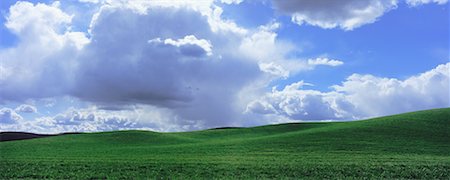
(0, 106), (142, 133)
(72, 4), (261, 129)
(238, 22), (343, 78)
(272, 0), (398, 30)
(308, 57), (344, 67)
(333, 62), (450, 116)
(0, 1), (348, 131)
(272, 0), (448, 30)
(79, 0), (101, 4)
(152, 35), (213, 56)
(238, 23), (320, 78)
(258, 62), (289, 78)
(0, 108), (23, 124)
(15, 104), (37, 113)
(0, 1), (89, 101)
(5, 1), (71, 34)
(87, 0), (246, 34)
(247, 63), (450, 120)
(246, 81), (354, 120)
(0, 1), (273, 130)
(406, 0), (448, 6)
(0, 104), (208, 133)
(220, 0), (244, 4)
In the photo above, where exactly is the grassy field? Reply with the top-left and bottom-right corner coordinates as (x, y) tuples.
(1, 108), (449, 179)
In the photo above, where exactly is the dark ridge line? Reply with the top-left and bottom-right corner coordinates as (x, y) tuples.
(0, 132), (81, 142)
(208, 127), (244, 130)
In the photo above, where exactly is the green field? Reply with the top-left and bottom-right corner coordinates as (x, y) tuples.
(1, 108), (449, 179)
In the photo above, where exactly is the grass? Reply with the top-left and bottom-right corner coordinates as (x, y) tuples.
(1, 108), (449, 179)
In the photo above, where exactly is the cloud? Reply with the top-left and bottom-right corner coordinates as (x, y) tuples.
(258, 62), (290, 78)
(149, 35), (213, 56)
(333, 62), (450, 116)
(79, 0), (101, 4)
(71, 5), (264, 129)
(0, 1), (351, 131)
(406, 0), (448, 6)
(5, 1), (71, 34)
(0, 105), (206, 133)
(0, 106), (142, 133)
(246, 81), (354, 120)
(0, 1), (89, 101)
(15, 104), (37, 113)
(0, 108), (23, 124)
(272, 0), (448, 30)
(238, 22), (337, 78)
(0, 1), (267, 129)
(272, 0), (398, 30)
(220, 0), (244, 4)
(53, 110), (96, 125)
(308, 57), (344, 67)
(247, 63), (450, 120)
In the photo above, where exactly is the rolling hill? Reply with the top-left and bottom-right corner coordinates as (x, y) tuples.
(1, 108), (449, 179)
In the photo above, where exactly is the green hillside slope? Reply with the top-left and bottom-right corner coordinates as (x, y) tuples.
(1, 108), (449, 179)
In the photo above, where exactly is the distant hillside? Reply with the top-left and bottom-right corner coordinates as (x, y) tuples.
(1, 108), (449, 179)
(0, 132), (80, 142)
(0, 132), (54, 142)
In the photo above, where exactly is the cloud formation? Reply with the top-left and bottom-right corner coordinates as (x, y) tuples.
(0, 1), (89, 101)
(272, 0), (448, 30)
(333, 63), (450, 116)
(0, 1), (272, 130)
(2, 1), (341, 130)
(71, 4), (269, 128)
(308, 58), (344, 67)
(149, 35), (213, 56)
(15, 104), (37, 113)
(272, 0), (398, 30)
(0, 104), (207, 133)
(246, 81), (352, 120)
(247, 63), (450, 120)
(220, 0), (244, 4)
(0, 108), (23, 124)
(406, 0), (448, 6)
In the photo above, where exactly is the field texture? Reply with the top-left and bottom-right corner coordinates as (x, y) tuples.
(1, 108), (449, 179)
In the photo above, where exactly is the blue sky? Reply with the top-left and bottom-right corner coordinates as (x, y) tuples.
(0, 0), (449, 133)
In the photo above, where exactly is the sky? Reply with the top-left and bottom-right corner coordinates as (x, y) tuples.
(0, 0), (449, 133)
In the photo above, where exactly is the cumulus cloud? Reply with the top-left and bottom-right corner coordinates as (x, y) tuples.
(72, 5), (266, 128)
(247, 63), (450, 120)
(5, 1), (71, 34)
(0, 1), (89, 101)
(333, 62), (450, 116)
(238, 22), (336, 78)
(239, 23), (289, 63)
(0, 1), (351, 131)
(149, 35), (213, 56)
(0, 108), (23, 124)
(0, 1), (267, 130)
(308, 58), (344, 67)
(406, 0), (448, 6)
(272, 0), (398, 30)
(272, 0), (448, 30)
(0, 106), (141, 133)
(15, 104), (37, 113)
(220, 0), (244, 4)
(0, 105), (207, 133)
(246, 81), (355, 120)
(79, 0), (101, 4)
